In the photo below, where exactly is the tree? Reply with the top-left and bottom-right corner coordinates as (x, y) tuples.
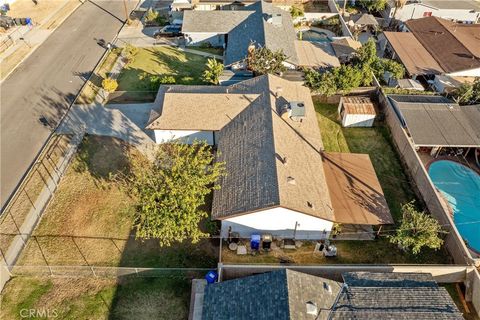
(451, 77), (480, 105)
(358, 0), (387, 12)
(202, 58), (224, 85)
(390, 0), (407, 24)
(127, 142), (226, 247)
(101, 77), (118, 93)
(304, 65), (362, 96)
(290, 5), (304, 19)
(389, 201), (444, 255)
(247, 45), (287, 75)
(381, 58), (405, 80)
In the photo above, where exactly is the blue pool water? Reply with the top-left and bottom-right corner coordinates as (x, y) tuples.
(428, 160), (480, 252)
(298, 30), (332, 42)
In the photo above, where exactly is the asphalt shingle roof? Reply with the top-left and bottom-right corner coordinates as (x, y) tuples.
(201, 269), (342, 320)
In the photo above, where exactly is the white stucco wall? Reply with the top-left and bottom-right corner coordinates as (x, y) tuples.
(447, 67), (480, 78)
(386, 4), (480, 23)
(153, 130), (215, 145)
(342, 114), (375, 127)
(221, 207), (334, 239)
(183, 32), (225, 47)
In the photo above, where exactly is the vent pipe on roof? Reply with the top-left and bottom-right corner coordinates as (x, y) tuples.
(306, 301), (318, 316)
(307, 201), (314, 209)
(282, 156), (288, 165)
(287, 176), (296, 185)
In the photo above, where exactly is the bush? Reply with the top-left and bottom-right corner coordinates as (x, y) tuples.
(202, 59), (224, 85)
(124, 44), (139, 63)
(102, 78), (118, 93)
(145, 8), (158, 22)
(199, 42), (213, 49)
(160, 76), (176, 84)
(290, 6), (304, 19)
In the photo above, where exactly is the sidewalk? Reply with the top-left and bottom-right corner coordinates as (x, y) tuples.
(0, 0), (83, 81)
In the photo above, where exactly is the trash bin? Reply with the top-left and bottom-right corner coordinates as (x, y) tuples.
(250, 234), (260, 251)
(205, 270), (218, 284)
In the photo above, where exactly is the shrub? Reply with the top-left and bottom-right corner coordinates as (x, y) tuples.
(101, 77), (118, 93)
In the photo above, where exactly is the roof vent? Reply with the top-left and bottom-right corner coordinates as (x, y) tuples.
(323, 282), (333, 294)
(307, 201), (314, 209)
(282, 156), (288, 165)
(287, 177), (296, 185)
(267, 13), (282, 26)
(280, 101), (306, 122)
(306, 301), (318, 316)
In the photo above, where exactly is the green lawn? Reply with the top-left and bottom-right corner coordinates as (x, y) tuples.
(0, 275), (195, 320)
(117, 46), (209, 91)
(312, 99), (451, 263)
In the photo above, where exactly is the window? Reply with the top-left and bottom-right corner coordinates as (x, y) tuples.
(423, 11), (433, 17)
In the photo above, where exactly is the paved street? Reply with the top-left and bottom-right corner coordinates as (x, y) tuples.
(0, 1), (133, 208)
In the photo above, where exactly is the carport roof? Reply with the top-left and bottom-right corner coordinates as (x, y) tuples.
(389, 95), (480, 147)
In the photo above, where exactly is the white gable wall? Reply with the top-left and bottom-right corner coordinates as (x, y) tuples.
(221, 207), (334, 239)
(154, 130), (215, 145)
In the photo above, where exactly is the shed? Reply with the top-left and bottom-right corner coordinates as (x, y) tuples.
(338, 96), (376, 127)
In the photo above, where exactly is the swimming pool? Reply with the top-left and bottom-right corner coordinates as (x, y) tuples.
(428, 160), (480, 252)
(298, 30), (332, 42)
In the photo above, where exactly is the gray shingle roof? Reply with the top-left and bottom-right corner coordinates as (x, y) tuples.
(201, 269), (342, 320)
(212, 75), (334, 220)
(331, 272), (464, 320)
(223, 1), (299, 65)
(182, 10), (253, 33)
(388, 95), (480, 147)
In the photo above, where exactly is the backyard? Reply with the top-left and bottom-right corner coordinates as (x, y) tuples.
(0, 274), (196, 320)
(222, 100), (451, 265)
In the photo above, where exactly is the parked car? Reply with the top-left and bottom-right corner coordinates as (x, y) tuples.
(154, 25), (182, 38)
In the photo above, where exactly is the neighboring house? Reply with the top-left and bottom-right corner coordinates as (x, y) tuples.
(382, 0), (480, 23)
(190, 269), (464, 320)
(433, 74), (475, 94)
(182, 1), (299, 69)
(191, 0), (259, 11)
(388, 95), (480, 151)
(146, 75), (393, 239)
(331, 37), (362, 63)
(383, 16), (480, 78)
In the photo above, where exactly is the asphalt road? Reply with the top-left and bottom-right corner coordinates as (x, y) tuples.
(0, 1), (132, 208)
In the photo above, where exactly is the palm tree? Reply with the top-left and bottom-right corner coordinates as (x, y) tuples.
(390, 0), (407, 26)
(202, 58), (224, 85)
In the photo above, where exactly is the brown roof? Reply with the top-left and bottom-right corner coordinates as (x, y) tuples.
(331, 37), (361, 57)
(342, 96), (376, 115)
(384, 31), (443, 76)
(146, 93), (259, 130)
(322, 152), (394, 225)
(212, 75), (334, 221)
(294, 40), (340, 68)
(405, 17), (480, 74)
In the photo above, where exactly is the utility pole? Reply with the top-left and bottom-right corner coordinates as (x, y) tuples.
(122, 0), (130, 23)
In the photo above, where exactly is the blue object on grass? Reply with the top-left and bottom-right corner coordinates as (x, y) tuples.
(205, 270), (218, 284)
(251, 234), (261, 250)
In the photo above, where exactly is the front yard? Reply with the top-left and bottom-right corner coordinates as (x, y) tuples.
(117, 46), (209, 91)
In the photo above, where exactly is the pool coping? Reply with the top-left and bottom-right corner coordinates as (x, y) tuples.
(426, 157), (480, 255)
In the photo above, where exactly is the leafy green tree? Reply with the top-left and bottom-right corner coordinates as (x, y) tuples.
(248, 45), (287, 75)
(305, 68), (338, 96)
(127, 142), (226, 247)
(452, 77), (480, 105)
(358, 0), (387, 12)
(381, 58), (405, 80)
(290, 5), (304, 19)
(389, 201), (444, 255)
(202, 58), (224, 85)
(101, 78), (118, 93)
(333, 65), (363, 93)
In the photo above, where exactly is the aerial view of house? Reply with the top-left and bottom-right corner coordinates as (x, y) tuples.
(0, 0), (479, 319)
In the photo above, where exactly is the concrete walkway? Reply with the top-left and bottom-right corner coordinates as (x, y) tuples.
(58, 103), (156, 156)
